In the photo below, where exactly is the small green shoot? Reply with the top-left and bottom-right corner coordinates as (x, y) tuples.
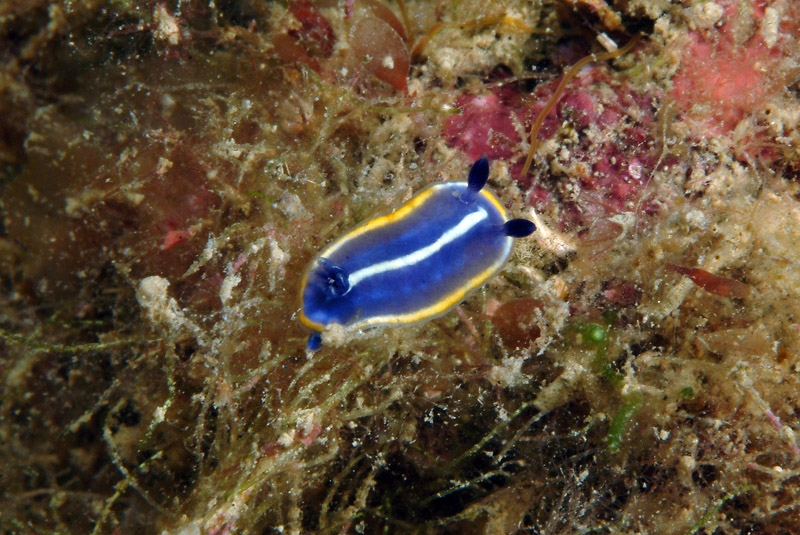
(606, 392), (642, 453)
(685, 486), (755, 535)
(245, 190), (276, 203)
(570, 318), (623, 385)
(582, 323), (607, 345)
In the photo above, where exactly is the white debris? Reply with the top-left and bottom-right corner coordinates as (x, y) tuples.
(689, 2), (724, 30)
(219, 272), (242, 304)
(488, 357), (526, 388)
(268, 241), (289, 291)
(138, 276), (180, 325)
(154, 4), (181, 46)
(761, 6), (781, 49)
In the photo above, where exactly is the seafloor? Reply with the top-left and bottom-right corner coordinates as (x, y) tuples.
(0, 1), (799, 534)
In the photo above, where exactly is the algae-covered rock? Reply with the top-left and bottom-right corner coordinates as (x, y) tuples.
(1, 1), (798, 534)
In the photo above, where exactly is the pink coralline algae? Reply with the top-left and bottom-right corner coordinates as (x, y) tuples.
(671, 1), (799, 141)
(444, 63), (661, 230)
(444, 90), (522, 163)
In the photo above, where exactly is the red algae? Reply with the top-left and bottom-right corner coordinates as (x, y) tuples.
(444, 89), (523, 162)
(272, 0), (411, 94)
(668, 264), (751, 299)
(444, 62), (661, 229)
(489, 297), (543, 348)
(273, 0), (337, 73)
(349, 15), (409, 93)
(671, 0), (799, 136)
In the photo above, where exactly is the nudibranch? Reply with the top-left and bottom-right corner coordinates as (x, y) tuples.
(299, 156), (535, 350)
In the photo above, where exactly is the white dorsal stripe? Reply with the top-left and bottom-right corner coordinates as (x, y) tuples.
(347, 207), (489, 288)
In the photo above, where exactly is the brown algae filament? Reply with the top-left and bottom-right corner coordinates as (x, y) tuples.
(520, 35), (640, 178)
